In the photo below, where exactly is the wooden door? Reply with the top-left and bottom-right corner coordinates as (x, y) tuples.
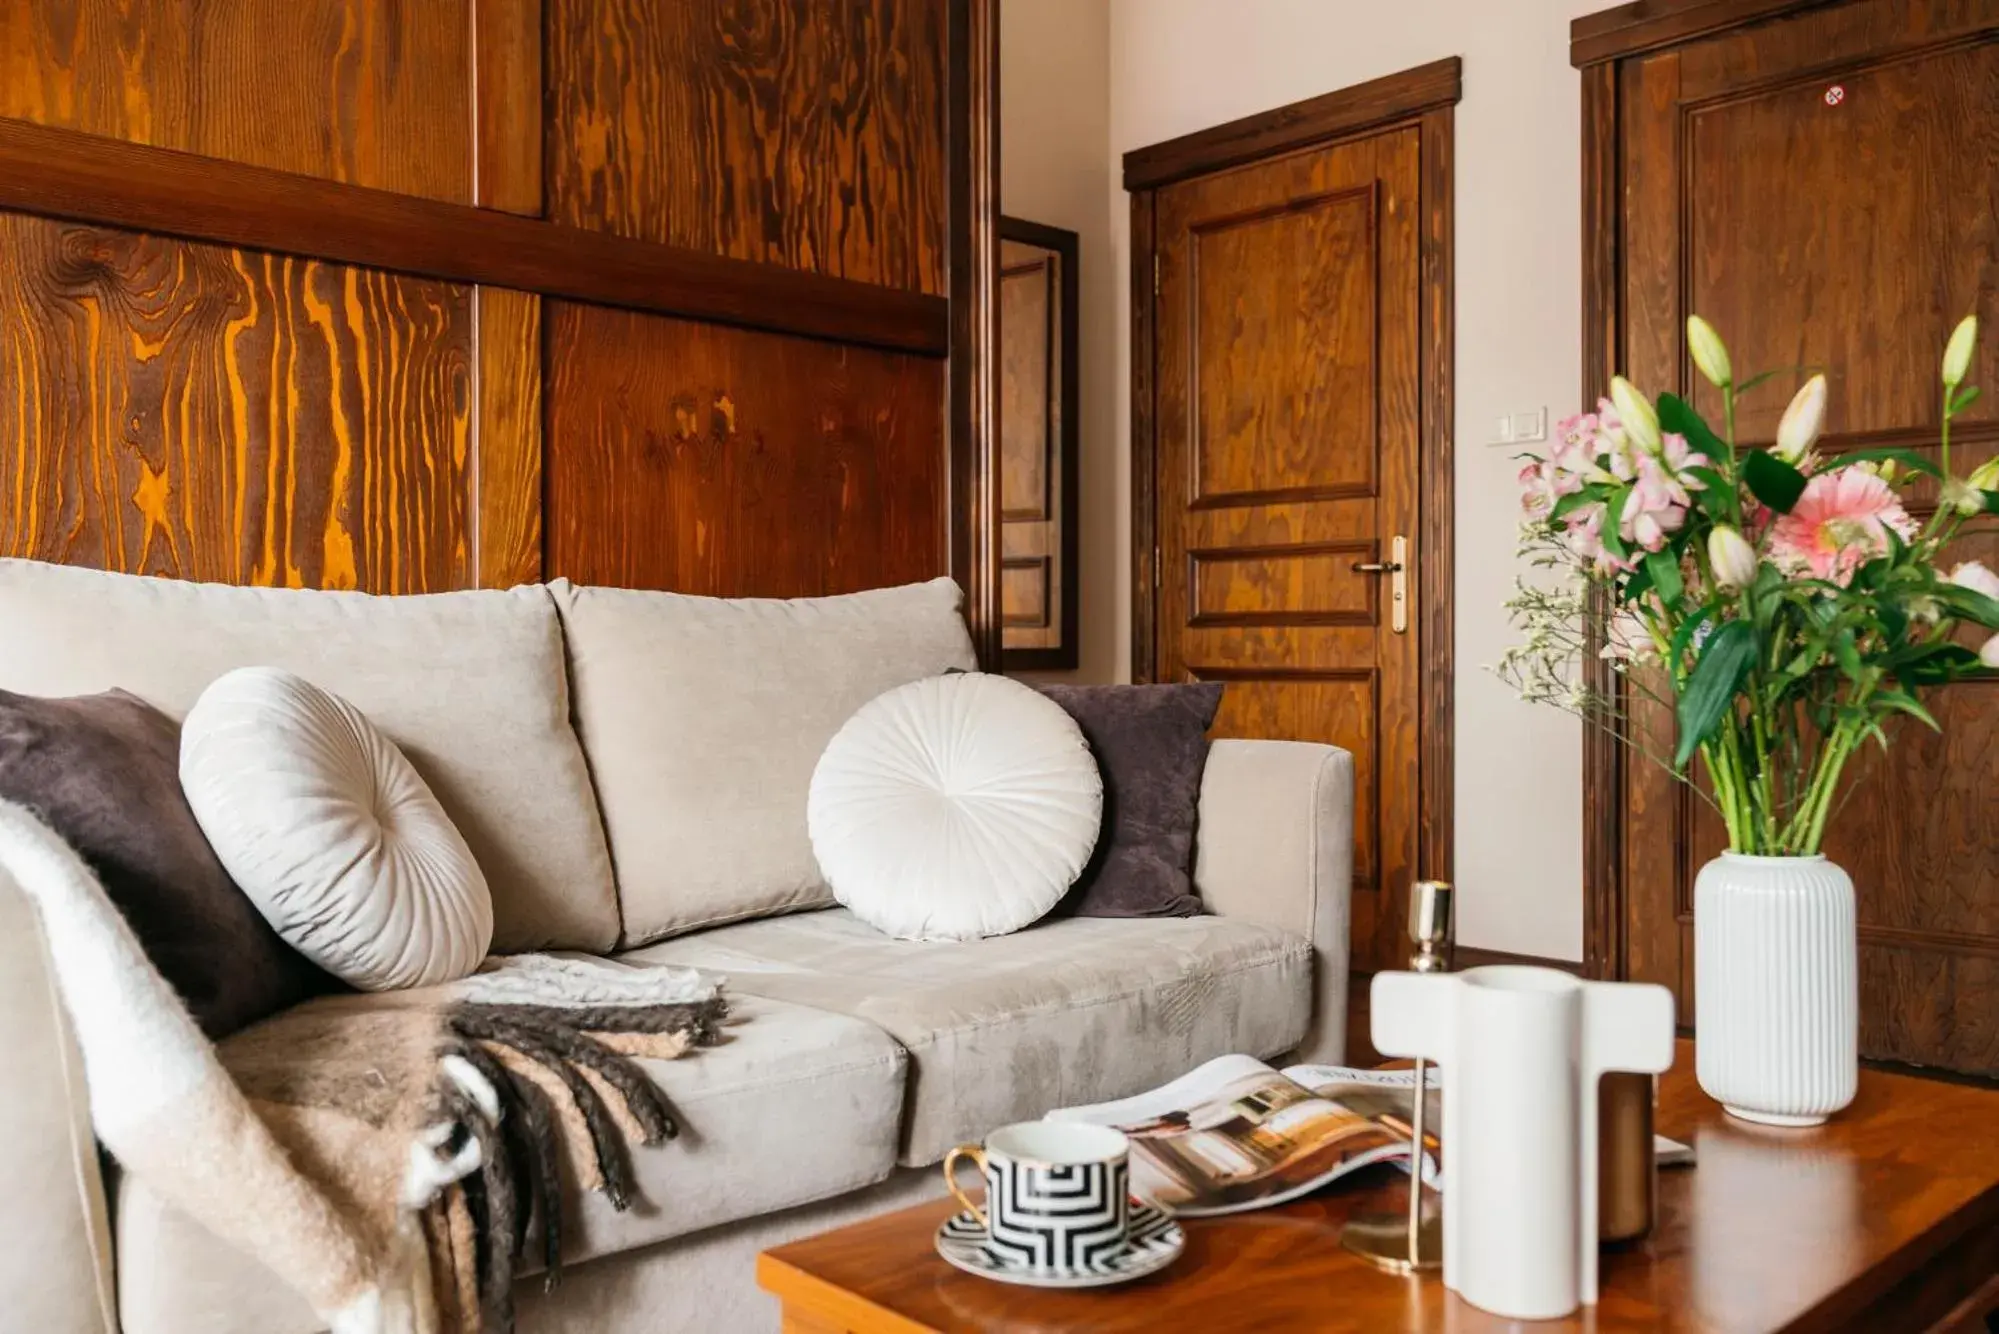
(1589, 0), (1999, 1073)
(1153, 128), (1423, 973)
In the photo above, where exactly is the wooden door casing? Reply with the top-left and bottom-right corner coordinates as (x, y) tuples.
(1580, 0), (1999, 1074)
(1153, 128), (1423, 974)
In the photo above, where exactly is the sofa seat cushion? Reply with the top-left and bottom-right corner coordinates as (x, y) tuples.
(624, 908), (1313, 1166)
(113, 995), (905, 1334)
(0, 560), (617, 952)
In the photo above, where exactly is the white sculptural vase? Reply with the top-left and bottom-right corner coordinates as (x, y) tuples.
(1371, 965), (1675, 1321)
(1693, 852), (1857, 1127)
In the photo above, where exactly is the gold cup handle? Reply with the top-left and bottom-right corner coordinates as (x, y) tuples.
(942, 1144), (989, 1229)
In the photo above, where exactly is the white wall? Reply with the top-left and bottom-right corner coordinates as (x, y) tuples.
(1000, 0), (1119, 684)
(1003, 0), (1598, 958)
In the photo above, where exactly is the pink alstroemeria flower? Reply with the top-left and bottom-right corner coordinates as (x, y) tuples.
(1769, 468), (1917, 586)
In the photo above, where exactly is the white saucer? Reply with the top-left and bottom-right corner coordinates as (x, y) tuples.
(933, 1202), (1185, 1289)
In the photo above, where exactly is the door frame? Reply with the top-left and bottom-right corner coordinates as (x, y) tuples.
(1122, 56), (1462, 915)
(1571, 0), (1846, 983)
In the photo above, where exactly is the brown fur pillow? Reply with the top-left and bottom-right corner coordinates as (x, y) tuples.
(1039, 682), (1224, 918)
(0, 687), (331, 1037)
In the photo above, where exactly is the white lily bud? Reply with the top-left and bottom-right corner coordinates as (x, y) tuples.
(1968, 455), (1999, 490)
(1981, 632), (1999, 670)
(1686, 315), (1732, 388)
(1609, 376), (1661, 451)
(1708, 525), (1757, 589)
(1942, 314), (1978, 389)
(1950, 560), (1999, 600)
(1941, 478), (1985, 516)
(1773, 374), (1827, 463)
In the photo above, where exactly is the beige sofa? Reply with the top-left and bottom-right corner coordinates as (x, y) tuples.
(0, 559), (1353, 1334)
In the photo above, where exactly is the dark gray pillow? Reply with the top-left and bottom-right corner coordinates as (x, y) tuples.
(0, 688), (332, 1037)
(1039, 682), (1224, 918)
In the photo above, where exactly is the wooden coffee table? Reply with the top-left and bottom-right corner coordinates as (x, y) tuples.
(759, 1041), (1999, 1332)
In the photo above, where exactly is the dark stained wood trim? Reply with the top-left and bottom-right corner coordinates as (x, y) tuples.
(1453, 946), (1586, 975)
(0, 117), (947, 356)
(1580, 58), (1626, 983)
(949, 0), (1003, 665)
(1570, 0), (1833, 67)
(1417, 106), (1455, 894)
(1128, 189), (1159, 683)
(998, 214), (1080, 672)
(1121, 57), (1462, 193)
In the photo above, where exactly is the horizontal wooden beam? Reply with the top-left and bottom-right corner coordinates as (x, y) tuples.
(1121, 57), (1461, 193)
(1570, 0), (1832, 68)
(0, 118), (948, 356)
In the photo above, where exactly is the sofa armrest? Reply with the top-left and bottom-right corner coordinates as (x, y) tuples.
(0, 863), (118, 1333)
(1193, 739), (1354, 1065)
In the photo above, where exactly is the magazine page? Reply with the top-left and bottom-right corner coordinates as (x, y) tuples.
(1050, 1056), (1422, 1217)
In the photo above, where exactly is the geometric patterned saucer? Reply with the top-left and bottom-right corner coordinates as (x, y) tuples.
(935, 1201), (1185, 1289)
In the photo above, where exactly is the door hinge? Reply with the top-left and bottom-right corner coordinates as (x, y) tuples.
(1153, 254), (1161, 297)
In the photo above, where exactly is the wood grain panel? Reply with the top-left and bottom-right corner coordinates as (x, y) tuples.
(1188, 541), (1375, 627)
(1684, 37), (1999, 440)
(543, 302), (946, 596)
(546, 0), (947, 295)
(1190, 186), (1378, 508)
(998, 246), (1053, 520)
(1000, 556), (1049, 629)
(0, 212), (473, 590)
(0, 0), (473, 201)
(474, 0), (543, 215)
(474, 287), (542, 588)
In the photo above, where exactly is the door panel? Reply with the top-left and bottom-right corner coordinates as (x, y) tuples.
(1614, 0), (1999, 1073)
(1155, 129), (1422, 971)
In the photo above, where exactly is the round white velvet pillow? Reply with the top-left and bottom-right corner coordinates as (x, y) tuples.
(808, 672), (1102, 942)
(181, 666), (493, 990)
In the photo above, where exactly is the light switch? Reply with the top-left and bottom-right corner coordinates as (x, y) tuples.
(1512, 408), (1548, 443)
(1492, 415), (1515, 445)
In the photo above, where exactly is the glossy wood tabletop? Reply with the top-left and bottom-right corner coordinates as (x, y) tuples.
(758, 1042), (1999, 1333)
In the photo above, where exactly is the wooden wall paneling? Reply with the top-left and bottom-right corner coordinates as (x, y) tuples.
(0, 0), (475, 201)
(473, 288), (543, 588)
(1569, 0), (1829, 67)
(1129, 190), (1159, 683)
(949, 0), (1002, 665)
(0, 117), (948, 356)
(474, 0), (544, 215)
(545, 0), (948, 295)
(542, 303), (947, 596)
(0, 213), (474, 591)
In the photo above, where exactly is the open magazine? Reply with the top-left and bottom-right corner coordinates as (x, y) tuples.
(1049, 1054), (1693, 1217)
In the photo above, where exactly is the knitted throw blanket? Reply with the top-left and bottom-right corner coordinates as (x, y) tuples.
(0, 799), (725, 1334)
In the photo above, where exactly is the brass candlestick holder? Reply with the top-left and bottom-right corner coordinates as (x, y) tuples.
(1340, 879), (1451, 1274)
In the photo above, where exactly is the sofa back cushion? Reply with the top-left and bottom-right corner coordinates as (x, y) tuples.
(551, 577), (977, 945)
(0, 560), (619, 952)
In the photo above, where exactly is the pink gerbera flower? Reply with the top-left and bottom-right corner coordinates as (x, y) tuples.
(1768, 468), (1917, 585)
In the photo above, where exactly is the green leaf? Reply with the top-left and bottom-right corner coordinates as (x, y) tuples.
(1599, 485), (1633, 562)
(1873, 686), (1940, 731)
(1742, 450), (1809, 513)
(1734, 368), (1789, 395)
(1620, 560), (1655, 604)
(1895, 643), (1983, 685)
(1674, 620), (1758, 768)
(1645, 551), (1684, 609)
(1934, 582), (1999, 629)
(1657, 393), (1728, 458)
(1831, 628), (1862, 681)
(1950, 384), (1983, 415)
(1549, 488), (1603, 522)
(1982, 489), (1999, 516)
(1821, 446), (1942, 478)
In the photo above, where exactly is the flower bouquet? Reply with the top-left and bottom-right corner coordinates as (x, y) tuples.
(1498, 314), (1996, 1123)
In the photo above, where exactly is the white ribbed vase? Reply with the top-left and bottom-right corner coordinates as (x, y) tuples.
(1694, 853), (1857, 1126)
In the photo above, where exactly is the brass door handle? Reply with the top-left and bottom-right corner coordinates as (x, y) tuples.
(1355, 537), (1410, 634)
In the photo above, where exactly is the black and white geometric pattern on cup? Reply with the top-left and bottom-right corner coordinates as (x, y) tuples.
(985, 1158), (1130, 1271)
(939, 1201), (1182, 1280)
